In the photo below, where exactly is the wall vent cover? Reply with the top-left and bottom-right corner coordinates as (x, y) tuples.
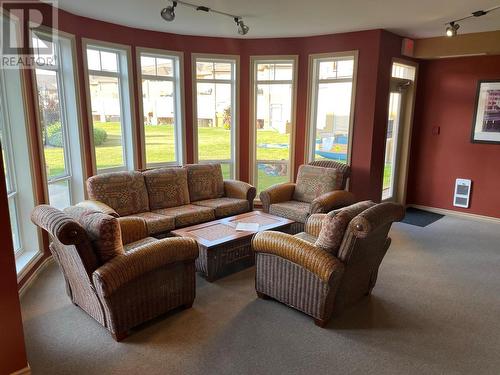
(453, 179), (472, 208)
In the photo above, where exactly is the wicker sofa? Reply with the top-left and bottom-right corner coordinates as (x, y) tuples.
(31, 205), (199, 341)
(252, 201), (405, 327)
(80, 164), (256, 237)
(260, 160), (355, 233)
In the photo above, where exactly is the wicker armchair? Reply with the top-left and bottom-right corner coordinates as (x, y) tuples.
(31, 205), (199, 341)
(252, 202), (405, 327)
(260, 160), (355, 233)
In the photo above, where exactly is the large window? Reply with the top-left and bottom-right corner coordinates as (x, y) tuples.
(307, 52), (357, 164)
(138, 50), (183, 167)
(193, 55), (238, 179)
(251, 57), (297, 193)
(85, 42), (135, 173)
(33, 31), (85, 209)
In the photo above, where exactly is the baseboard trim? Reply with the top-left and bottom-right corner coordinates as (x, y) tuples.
(408, 204), (500, 224)
(10, 365), (30, 375)
(18, 256), (54, 298)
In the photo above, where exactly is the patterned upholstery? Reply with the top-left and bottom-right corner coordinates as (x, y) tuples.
(315, 201), (376, 255)
(293, 165), (343, 203)
(269, 201), (311, 223)
(64, 206), (124, 263)
(185, 164), (224, 202)
(143, 167), (190, 210)
(193, 197), (249, 218)
(308, 160), (350, 190)
(87, 171), (150, 216)
(153, 204), (215, 228)
(125, 212), (175, 236)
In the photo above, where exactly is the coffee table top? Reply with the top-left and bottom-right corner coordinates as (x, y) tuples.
(171, 211), (294, 248)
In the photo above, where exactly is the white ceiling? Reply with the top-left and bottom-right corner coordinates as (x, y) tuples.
(57, 0), (500, 39)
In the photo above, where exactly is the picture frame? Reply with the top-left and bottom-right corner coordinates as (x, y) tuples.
(471, 79), (500, 144)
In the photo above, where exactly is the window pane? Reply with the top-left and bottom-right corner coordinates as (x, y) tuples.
(196, 82), (232, 160)
(89, 74), (124, 170)
(0, 128), (12, 193)
(257, 63), (273, 81)
(100, 51), (118, 72)
(256, 83), (292, 161)
(32, 34), (56, 64)
(48, 179), (71, 209)
(140, 56), (156, 75)
(143, 79), (176, 164)
(392, 63), (416, 80)
(214, 62), (231, 79)
(36, 69), (68, 179)
(313, 82), (352, 162)
(257, 162), (289, 193)
(196, 61), (213, 80)
(156, 58), (173, 77)
(8, 197), (21, 252)
(87, 49), (101, 70)
(274, 63), (293, 80)
(337, 59), (354, 78)
(220, 162), (231, 179)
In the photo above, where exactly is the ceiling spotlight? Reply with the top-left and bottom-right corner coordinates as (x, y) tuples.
(445, 22), (459, 37)
(161, 1), (177, 22)
(235, 18), (249, 35)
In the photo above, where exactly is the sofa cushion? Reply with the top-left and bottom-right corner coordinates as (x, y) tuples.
(315, 200), (376, 255)
(64, 206), (124, 263)
(294, 232), (317, 244)
(125, 212), (175, 236)
(185, 164), (224, 202)
(269, 201), (311, 223)
(87, 171), (149, 216)
(153, 204), (215, 228)
(293, 165), (343, 203)
(143, 167), (190, 210)
(193, 197), (249, 218)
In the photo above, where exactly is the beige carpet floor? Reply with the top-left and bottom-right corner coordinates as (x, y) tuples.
(21, 215), (500, 374)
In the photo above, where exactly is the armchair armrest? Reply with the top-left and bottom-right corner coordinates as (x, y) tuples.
(118, 217), (148, 245)
(224, 180), (257, 208)
(92, 237), (198, 297)
(305, 214), (326, 237)
(77, 200), (119, 218)
(259, 183), (296, 213)
(252, 231), (344, 283)
(310, 190), (356, 214)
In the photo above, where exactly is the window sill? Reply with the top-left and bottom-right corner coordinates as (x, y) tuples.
(16, 249), (43, 279)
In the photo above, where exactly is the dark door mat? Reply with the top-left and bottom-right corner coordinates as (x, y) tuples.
(401, 207), (444, 227)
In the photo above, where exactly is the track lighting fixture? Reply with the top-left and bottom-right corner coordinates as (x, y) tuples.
(160, 0), (250, 35)
(445, 5), (500, 37)
(160, 1), (177, 22)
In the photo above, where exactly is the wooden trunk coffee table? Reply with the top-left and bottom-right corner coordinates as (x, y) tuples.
(171, 211), (294, 282)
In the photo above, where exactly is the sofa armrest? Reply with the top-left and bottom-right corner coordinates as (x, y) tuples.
(92, 237), (199, 297)
(118, 217), (148, 245)
(310, 190), (356, 214)
(305, 214), (327, 237)
(252, 231), (344, 283)
(224, 180), (257, 209)
(77, 200), (119, 218)
(259, 183), (296, 213)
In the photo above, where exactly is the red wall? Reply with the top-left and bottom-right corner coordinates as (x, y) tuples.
(408, 55), (500, 218)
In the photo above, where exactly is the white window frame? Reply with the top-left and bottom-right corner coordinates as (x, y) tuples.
(136, 47), (185, 168)
(306, 51), (358, 165)
(192, 53), (239, 179)
(32, 29), (86, 208)
(249, 55), (298, 191)
(82, 39), (137, 174)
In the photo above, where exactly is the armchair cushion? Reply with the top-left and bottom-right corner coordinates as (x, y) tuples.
(92, 237), (199, 297)
(269, 201), (310, 223)
(293, 165), (343, 203)
(143, 167), (190, 210)
(185, 164), (224, 202)
(193, 197), (249, 218)
(315, 200), (375, 254)
(294, 232), (317, 244)
(124, 212), (175, 236)
(252, 231), (344, 283)
(153, 204), (215, 228)
(64, 206), (124, 263)
(87, 171), (149, 216)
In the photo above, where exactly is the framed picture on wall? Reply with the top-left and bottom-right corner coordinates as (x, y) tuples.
(471, 80), (500, 144)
